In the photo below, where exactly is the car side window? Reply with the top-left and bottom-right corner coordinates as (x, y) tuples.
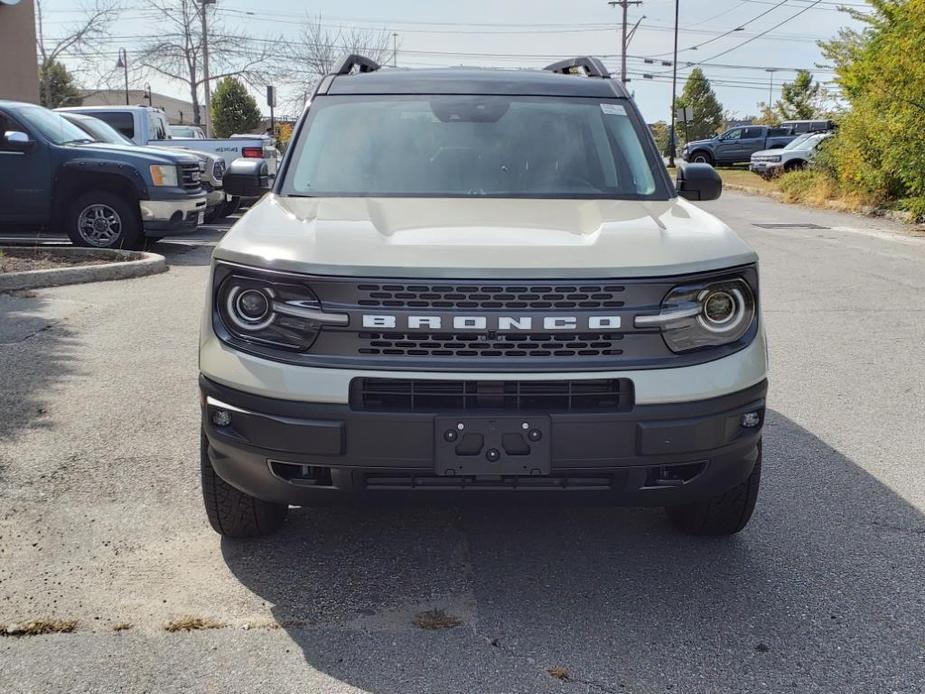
(721, 128), (742, 141)
(152, 116), (167, 141)
(742, 127), (763, 139)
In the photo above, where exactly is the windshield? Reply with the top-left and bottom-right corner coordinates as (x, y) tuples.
(783, 133), (815, 151)
(282, 95), (665, 199)
(170, 126), (200, 138)
(66, 116), (134, 146)
(16, 106), (93, 145)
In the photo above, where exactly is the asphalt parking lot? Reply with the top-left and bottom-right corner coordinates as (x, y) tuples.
(2, 193), (925, 693)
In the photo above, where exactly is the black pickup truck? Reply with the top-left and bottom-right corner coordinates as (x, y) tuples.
(0, 101), (206, 249)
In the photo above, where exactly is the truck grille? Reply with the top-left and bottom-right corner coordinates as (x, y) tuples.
(351, 377), (633, 412)
(180, 164), (202, 192)
(357, 332), (624, 358)
(356, 283), (626, 310)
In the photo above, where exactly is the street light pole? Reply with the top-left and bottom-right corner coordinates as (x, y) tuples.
(116, 48), (129, 105)
(392, 32), (398, 67)
(200, 0), (216, 137)
(765, 68), (778, 111)
(668, 0), (679, 168)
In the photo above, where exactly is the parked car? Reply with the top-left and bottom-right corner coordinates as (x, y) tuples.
(169, 124), (206, 139)
(58, 111), (229, 223)
(682, 125), (797, 166)
(750, 132), (834, 178)
(201, 55), (767, 539)
(0, 101), (206, 249)
(57, 105), (279, 176)
(779, 119), (835, 135)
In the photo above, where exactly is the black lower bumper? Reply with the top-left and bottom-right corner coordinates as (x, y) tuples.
(200, 376), (766, 506)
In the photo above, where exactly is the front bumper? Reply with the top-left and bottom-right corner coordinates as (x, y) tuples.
(749, 161), (783, 176)
(139, 195), (207, 235)
(200, 375), (766, 506)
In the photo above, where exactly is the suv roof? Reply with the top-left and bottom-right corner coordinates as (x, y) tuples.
(322, 61), (629, 99)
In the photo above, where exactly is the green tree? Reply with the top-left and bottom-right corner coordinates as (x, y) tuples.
(776, 70), (821, 120)
(673, 68), (724, 143)
(817, 0), (925, 217)
(210, 77), (261, 138)
(38, 59), (80, 109)
(648, 121), (671, 156)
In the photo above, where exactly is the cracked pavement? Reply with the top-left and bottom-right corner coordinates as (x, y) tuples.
(2, 195), (925, 693)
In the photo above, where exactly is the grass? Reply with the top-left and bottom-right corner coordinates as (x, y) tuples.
(1, 619), (78, 637)
(163, 616), (225, 633)
(412, 609), (463, 630)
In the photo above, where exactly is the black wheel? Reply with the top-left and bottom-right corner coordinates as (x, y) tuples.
(665, 444), (761, 536)
(203, 207), (221, 224)
(200, 431), (288, 538)
(784, 159), (807, 173)
(690, 151), (714, 166)
(66, 191), (143, 250)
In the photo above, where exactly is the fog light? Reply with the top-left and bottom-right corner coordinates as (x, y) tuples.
(741, 411), (761, 428)
(212, 409), (232, 427)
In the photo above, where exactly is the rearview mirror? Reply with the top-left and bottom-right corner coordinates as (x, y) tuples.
(676, 163), (722, 201)
(3, 131), (33, 152)
(223, 158), (270, 198)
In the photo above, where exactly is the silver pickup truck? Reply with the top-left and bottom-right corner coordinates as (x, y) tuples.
(57, 105), (279, 176)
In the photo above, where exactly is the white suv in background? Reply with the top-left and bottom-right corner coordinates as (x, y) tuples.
(750, 132), (833, 178)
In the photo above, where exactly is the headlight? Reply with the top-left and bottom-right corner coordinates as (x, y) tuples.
(634, 277), (756, 353)
(215, 271), (347, 351)
(768, 155), (782, 163)
(149, 164), (179, 187)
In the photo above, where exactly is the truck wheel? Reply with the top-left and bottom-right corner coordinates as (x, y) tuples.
(690, 151), (714, 166)
(200, 431), (288, 538)
(665, 444), (761, 536)
(784, 160), (806, 173)
(66, 191), (143, 250)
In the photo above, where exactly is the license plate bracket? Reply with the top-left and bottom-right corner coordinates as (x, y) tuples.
(435, 416), (551, 476)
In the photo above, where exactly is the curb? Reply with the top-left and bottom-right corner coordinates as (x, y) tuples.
(0, 247), (167, 292)
(723, 183), (921, 225)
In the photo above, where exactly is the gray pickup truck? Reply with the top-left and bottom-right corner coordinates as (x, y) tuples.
(0, 101), (206, 249)
(682, 125), (796, 166)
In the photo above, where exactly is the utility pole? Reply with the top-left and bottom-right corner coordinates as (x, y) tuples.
(608, 0), (643, 84)
(200, 0), (216, 137)
(668, 0), (679, 168)
(765, 68), (778, 113)
(392, 32), (398, 67)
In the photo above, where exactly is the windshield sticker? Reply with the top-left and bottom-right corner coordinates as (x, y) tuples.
(600, 103), (627, 116)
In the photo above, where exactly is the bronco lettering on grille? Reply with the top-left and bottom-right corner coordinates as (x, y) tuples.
(361, 315), (622, 331)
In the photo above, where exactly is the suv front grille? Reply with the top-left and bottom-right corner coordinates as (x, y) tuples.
(357, 332), (624, 358)
(356, 283), (626, 310)
(351, 377), (634, 412)
(180, 164), (202, 191)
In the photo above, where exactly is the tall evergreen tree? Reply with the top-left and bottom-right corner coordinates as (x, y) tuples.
(776, 70), (821, 120)
(210, 77), (261, 138)
(38, 60), (80, 109)
(674, 68), (724, 142)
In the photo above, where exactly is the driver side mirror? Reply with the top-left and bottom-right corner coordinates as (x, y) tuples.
(223, 158), (270, 198)
(676, 163), (722, 201)
(3, 131), (33, 152)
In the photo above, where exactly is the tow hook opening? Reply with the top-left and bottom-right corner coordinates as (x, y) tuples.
(269, 460), (334, 487)
(643, 462), (706, 488)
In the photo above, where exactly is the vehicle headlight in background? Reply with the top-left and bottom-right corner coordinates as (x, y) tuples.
(149, 164), (179, 187)
(768, 155), (782, 163)
(215, 271), (347, 351)
(634, 278), (756, 353)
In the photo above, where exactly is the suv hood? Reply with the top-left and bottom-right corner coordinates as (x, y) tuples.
(73, 142), (200, 166)
(213, 195), (757, 279)
(685, 137), (716, 149)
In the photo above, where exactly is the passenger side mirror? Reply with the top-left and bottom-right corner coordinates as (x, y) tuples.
(3, 131), (33, 152)
(223, 158), (270, 198)
(676, 163), (722, 201)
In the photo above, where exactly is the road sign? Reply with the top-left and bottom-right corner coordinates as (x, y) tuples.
(675, 106), (693, 123)
(266, 85), (277, 108)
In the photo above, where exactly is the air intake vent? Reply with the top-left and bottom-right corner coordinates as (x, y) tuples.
(355, 283), (626, 310)
(351, 378), (634, 412)
(357, 332), (624, 358)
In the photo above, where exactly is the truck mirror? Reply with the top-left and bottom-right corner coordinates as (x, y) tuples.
(676, 163), (722, 201)
(3, 131), (33, 151)
(223, 158), (270, 198)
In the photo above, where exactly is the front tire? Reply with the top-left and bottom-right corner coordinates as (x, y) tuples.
(665, 444), (761, 536)
(690, 151), (714, 166)
(66, 191), (143, 250)
(200, 431), (288, 538)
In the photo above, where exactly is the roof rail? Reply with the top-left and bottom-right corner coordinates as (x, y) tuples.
(332, 54), (381, 76)
(544, 57), (611, 79)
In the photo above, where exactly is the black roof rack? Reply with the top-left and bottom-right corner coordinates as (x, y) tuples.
(544, 57), (611, 79)
(332, 54), (381, 76)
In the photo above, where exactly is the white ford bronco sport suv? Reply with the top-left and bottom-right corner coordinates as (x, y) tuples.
(201, 56), (767, 538)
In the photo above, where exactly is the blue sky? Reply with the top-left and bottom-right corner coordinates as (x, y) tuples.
(41, 0), (866, 123)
